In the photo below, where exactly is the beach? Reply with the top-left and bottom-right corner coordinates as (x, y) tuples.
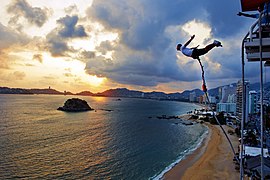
(163, 115), (239, 180)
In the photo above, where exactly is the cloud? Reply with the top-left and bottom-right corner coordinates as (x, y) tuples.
(25, 63), (34, 66)
(46, 15), (87, 56)
(0, 0), (258, 91)
(85, 46), (199, 86)
(64, 5), (79, 14)
(0, 70), (26, 83)
(64, 68), (72, 72)
(85, 1), (181, 86)
(46, 34), (70, 56)
(7, 0), (50, 27)
(57, 15), (87, 38)
(0, 23), (30, 70)
(79, 50), (96, 62)
(0, 23), (29, 50)
(32, 54), (43, 63)
(64, 72), (74, 77)
(199, 1), (256, 38)
(43, 75), (56, 80)
(0, 56), (10, 69)
(83, 0), (259, 87)
(12, 71), (26, 80)
(200, 27), (262, 82)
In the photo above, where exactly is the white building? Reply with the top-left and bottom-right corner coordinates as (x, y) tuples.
(218, 84), (236, 103)
(243, 145), (270, 158)
(219, 86), (228, 103)
(227, 94), (236, 103)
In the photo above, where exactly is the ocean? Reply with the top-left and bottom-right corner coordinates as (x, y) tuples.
(0, 94), (207, 179)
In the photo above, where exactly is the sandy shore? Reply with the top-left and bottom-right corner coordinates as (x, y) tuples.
(163, 115), (239, 180)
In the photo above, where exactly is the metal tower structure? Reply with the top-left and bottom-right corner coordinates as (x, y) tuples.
(240, 0), (270, 179)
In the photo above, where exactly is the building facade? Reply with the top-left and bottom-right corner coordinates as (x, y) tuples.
(227, 94), (236, 103)
(248, 90), (258, 114)
(236, 80), (250, 123)
(217, 103), (236, 114)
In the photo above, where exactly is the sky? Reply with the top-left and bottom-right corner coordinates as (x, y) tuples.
(0, 0), (267, 93)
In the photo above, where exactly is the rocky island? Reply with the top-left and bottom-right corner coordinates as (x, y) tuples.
(57, 98), (93, 112)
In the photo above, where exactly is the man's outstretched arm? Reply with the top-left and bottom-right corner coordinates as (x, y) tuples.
(237, 12), (258, 18)
(184, 35), (195, 47)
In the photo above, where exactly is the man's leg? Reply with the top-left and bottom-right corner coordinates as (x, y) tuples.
(198, 44), (215, 56)
(192, 47), (211, 58)
(204, 44), (216, 52)
(193, 40), (222, 57)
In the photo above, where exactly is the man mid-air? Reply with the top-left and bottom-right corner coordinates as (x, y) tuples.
(176, 35), (222, 59)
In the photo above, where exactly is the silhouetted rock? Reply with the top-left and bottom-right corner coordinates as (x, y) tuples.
(57, 98), (93, 112)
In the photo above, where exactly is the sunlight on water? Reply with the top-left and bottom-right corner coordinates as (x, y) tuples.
(0, 95), (206, 179)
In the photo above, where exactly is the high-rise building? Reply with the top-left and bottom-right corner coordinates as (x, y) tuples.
(218, 84), (236, 103)
(227, 94), (236, 103)
(236, 80), (250, 123)
(217, 103), (236, 114)
(220, 86), (228, 102)
(248, 90), (258, 114)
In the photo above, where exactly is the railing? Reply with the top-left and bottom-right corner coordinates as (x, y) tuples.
(250, 18), (260, 40)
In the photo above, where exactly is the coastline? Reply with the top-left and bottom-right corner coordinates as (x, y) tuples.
(163, 115), (239, 180)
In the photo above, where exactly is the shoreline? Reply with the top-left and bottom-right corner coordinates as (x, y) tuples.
(163, 115), (239, 180)
(153, 123), (209, 180)
(162, 121), (211, 179)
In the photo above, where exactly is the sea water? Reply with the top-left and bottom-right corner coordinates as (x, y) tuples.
(0, 94), (207, 179)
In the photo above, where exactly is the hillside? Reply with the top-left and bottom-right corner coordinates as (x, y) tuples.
(1, 82), (270, 101)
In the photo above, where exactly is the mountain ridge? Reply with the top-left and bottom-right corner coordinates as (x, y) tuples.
(1, 82), (269, 101)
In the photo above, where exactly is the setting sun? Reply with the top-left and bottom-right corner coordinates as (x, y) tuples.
(88, 75), (105, 86)
(41, 54), (106, 88)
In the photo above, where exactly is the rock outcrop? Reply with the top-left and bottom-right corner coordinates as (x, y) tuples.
(57, 98), (93, 112)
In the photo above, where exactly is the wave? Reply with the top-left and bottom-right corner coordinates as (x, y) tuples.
(150, 128), (209, 180)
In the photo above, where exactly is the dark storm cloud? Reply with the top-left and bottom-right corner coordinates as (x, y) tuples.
(195, 0), (246, 37)
(88, 0), (247, 39)
(46, 15), (87, 56)
(7, 0), (50, 27)
(46, 33), (70, 57)
(57, 15), (87, 38)
(85, 0), (258, 86)
(85, 46), (199, 86)
(205, 30), (262, 81)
